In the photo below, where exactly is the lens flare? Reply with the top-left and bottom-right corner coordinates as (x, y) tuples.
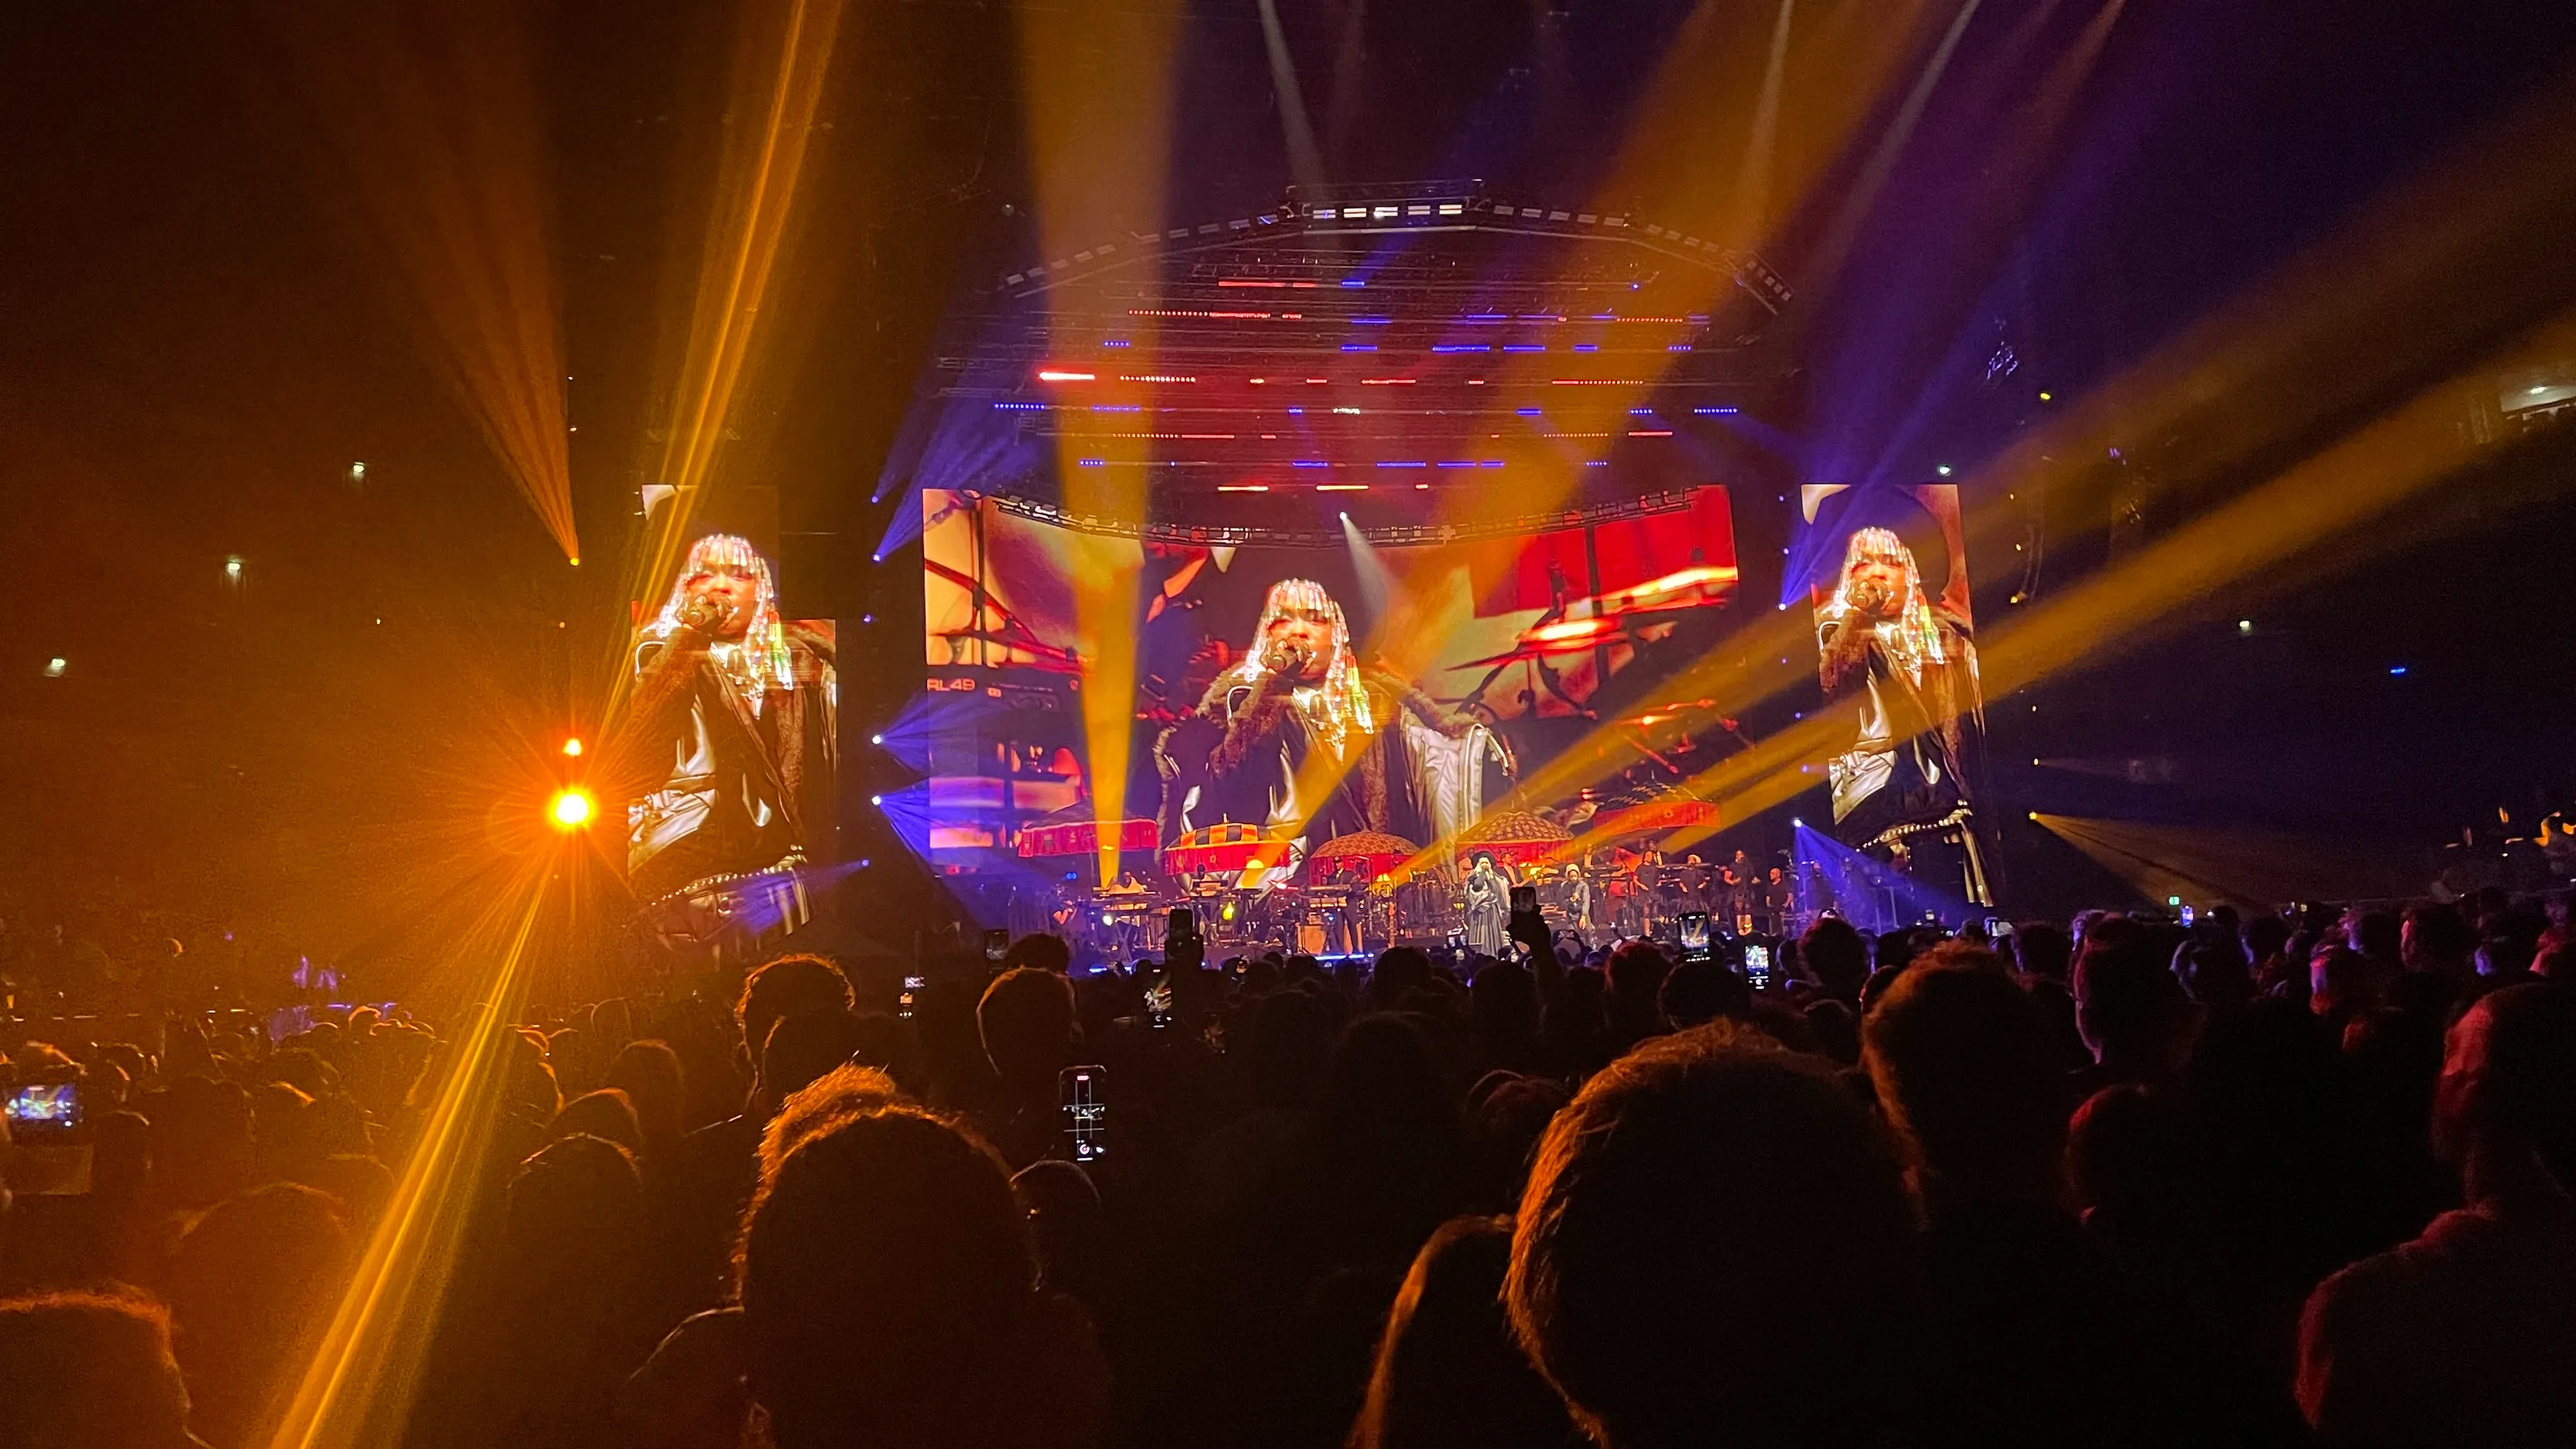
(548, 788), (594, 830)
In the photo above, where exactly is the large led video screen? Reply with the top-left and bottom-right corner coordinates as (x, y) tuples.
(917, 488), (1740, 875)
(621, 526), (838, 961)
(1795, 481), (1992, 905)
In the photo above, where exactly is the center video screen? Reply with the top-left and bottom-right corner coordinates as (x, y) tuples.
(915, 486), (1741, 887)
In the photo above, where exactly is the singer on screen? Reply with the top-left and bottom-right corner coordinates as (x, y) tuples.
(627, 534), (835, 952)
(1157, 578), (1510, 849)
(1816, 527), (1992, 905)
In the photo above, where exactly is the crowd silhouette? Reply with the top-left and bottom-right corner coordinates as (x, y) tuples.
(3, 891), (2572, 1448)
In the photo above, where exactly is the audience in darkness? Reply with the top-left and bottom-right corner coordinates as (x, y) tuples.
(0, 893), (2568, 1449)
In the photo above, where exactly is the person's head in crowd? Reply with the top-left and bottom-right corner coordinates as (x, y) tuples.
(249, 1080), (324, 1185)
(2307, 943), (2384, 1024)
(1865, 952), (2068, 1206)
(1461, 1071), (1570, 1211)
(167, 1183), (353, 1449)
(1801, 996), (1862, 1065)
(760, 1007), (871, 1118)
(1508, 1022), (1922, 1449)
(1003, 933), (1073, 976)
(550, 1087), (645, 1157)
(264, 1046), (331, 1100)
(606, 1039), (686, 1148)
(98, 1041), (151, 1094)
(2432, 982), (2576, 1206)
(1246, 985), (1338, 1107)
(2204, 902), (2243, 943)
(2537, 940), (2574, 985)
(1799, 917), (1871, 1003)
(2243, 912), (2293, 969)
(2348, 909), (2403, 966)
(1874, 928), (1918, 973)
(738, 1105), (1103, 1449)
(507, 1133), (646, 1287)
(1369, 946), (1435, 1012)
(1602, 940), (1670, 1042)
(92, 1108), (153, 1201)
(1240, 955), (1284, 997)
(505, 1026), (563, 1120)
(1353, 1216), (1576, 1449)
(2010, 919), (2074, 981)
(1325, 1013), (1455, 1152)
(2074, 923), (2198, 1082)
(736, 955), (855, 1064)
(591, 996), (635, 1047)
(1657, 955), (1748, 1029)
(0, 1290), (198, 1449)
(1467, 958), (1542, 1059)
(2067, 1083), (2194, 1234)
(1013, 1159), (1109, 1310)
(307, 1153), (395, 1231)
(2400, 902), (2477, 977)
(2174, 938), (2257, 1012)
(2073, 907), (2111, 948)
(2476, 929), (2540, 983)
(978, 967), (1078, 1098)
(759, 1064), (904, 1181)
(153, 1076), (257, 1209)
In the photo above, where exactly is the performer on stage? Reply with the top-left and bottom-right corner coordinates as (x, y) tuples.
(1156, 578), (1512, 851)
(1763, 865), (1795, 936)
(626, 533), (836, 959)
(1726, 849), (1759, 934)
(1817, 527), (1991, 906)
(1461, 852), (1511, 959)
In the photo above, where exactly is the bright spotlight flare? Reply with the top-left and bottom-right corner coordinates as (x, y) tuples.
(548, 788), (595, 830)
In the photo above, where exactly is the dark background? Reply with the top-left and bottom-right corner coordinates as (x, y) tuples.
(4, 0), (2572, 991)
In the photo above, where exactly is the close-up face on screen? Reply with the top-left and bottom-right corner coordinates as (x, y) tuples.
(918, 487), (1741, 870)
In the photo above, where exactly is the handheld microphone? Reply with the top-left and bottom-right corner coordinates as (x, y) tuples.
(678, 597), (723, 632)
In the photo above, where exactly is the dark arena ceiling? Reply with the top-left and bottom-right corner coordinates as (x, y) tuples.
(902, 180), (1802, 536)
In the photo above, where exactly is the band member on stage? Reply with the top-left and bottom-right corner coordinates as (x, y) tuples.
(1156, 578), (1512, 850)
(1726, 849), (1759, 934)
(1630, 848), (1664, 936)
(1818, 527), (1991, 906)
(1763, 865), (1795, 935)
(1462, 852), (1511, 959)
(626, 533), (835, 958)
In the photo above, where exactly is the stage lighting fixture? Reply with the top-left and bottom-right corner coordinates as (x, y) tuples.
(1791, 818), (1802, 828)
(348, 461), (367, 482)
(871, 795), (884, 806)
(43, 657), (67, 677)
(2238, 619), (2253, 634)
(2531, 385), (2549, 395)
(562, 737), (583, 757)
(548, 789), (594, 830)
(2038, 391), (2052, 402)
(871, 733), (884, 745)
(224, 555), (244, 579)
(2388, 665), (2409, 676)
(1936, 464), (1954, 476)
